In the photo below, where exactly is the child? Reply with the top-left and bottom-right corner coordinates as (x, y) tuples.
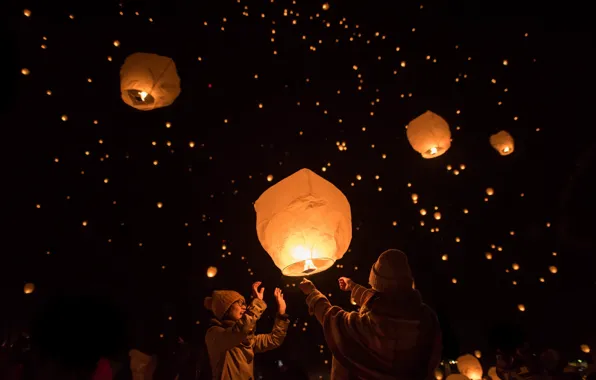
(204, 281), (289, 380)
(299, 249), (442, 380)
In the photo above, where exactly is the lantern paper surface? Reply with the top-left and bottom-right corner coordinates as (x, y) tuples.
(490, 130), (515, 156)
(120, 53), (181, 111)
(457, 354), (483, 380)
(446, 375), (469, 380)
(488, 367), (501, 380)
(255, 168), (352, 277)
(407, 111), (451, 158)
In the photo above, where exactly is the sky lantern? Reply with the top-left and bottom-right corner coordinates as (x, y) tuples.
(434, 211), (441, 220)
(457, 354), (483, 380)
(406, 111), (451, 158)
(24, 283), (35, 294)
(120, 52), (181, 111)
(254, 168), (352, 276)
(549, 265), (558, 274)
(435, 368), (444, 380)
(206, 266), (218, 278)
(490, 130), (515, 156)
(488, 367), (501, 380)
(486, 187), (494, 196)
(580, 344), (590, 353)
(446, 375), (469, 380)
(518, 304), (526, 312)
(474, 350), (482, 359)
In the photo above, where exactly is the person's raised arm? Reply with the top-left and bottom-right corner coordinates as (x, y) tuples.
(253, 287), (290, 353)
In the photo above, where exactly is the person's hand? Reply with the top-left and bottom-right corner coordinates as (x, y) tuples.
(274, 288), (286, 315)
(252, 281), (265, 300)
(299, 278), (316, 295)
(338, 277), (353, 292)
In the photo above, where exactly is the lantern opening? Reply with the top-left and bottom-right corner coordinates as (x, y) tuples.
(283, 257), (334, 276)
(428, 146), (438, 155)
(127, 89), (155, 105)
(503, 146), (510, 153)
(303, 259), (317, 273)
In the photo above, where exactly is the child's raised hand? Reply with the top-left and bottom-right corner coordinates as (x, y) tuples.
(252, 281), (265, 300)
(274, 288), (286, 315)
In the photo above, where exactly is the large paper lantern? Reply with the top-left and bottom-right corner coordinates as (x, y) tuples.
(490, 131), (515, 156)
(457, 354), (483, 380)
(406, 111), (451, 158)
(120, 53), (181, 111)
(446, 375), (469, 380)
(255, 168), (352, 276)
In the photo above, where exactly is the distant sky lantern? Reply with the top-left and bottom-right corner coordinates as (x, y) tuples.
(255, 169), (351, 277)
(435, 369), (444, 380)
(581, 344), (590, 353)
(474, 350), (482, 359)
(406, 111), (451, 158)
(120, 52), (181, 111)
(457, 354), (483, 380)
(512, 263), (520, 270)
(24, 283), (35, 294)
(485, 252), (493, 260)
(411, 193), (418, 202)
(434, 212), (441, 220)
(490, 130), (515, 156)
(206, 266), (218, 278)
(322, 3), (330, 10)
(518, 304), (526, 312)
(549, 265), (558, 274)
(266, 174), (273, 182)
(420, 209), (427, 216)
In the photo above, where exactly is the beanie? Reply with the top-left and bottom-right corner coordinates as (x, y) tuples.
(369, 249), (414, 293)
(204, 290), (245, 320)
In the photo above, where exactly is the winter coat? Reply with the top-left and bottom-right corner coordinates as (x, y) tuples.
(205, 298), (290, 380)
(305, 283), (442, 380)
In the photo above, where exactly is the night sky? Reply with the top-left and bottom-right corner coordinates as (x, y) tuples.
(5, 0), (595, 373)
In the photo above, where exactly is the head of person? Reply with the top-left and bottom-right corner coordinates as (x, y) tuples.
(204, 290), (246, 321)
(369, 249), (414, 294)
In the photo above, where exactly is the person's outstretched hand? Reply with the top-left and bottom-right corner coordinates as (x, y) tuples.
(274, 288), (286, 315)
(338, 277), (353, 292)
(299, 278), (316, 295)
(252, 281), (265, 300)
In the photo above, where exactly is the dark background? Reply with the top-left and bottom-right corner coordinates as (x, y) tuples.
(4, 0), (595, 374)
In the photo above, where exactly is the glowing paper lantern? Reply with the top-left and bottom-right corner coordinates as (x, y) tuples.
(24, 283), (35, 294)
(446, 375), (469, 380)
(254, 168), (352, 276)
(120, 53), (181, 111)
(580, 344), (590, 353)
(488, 367), (501, 380)
(457, 354), (483, 380)
(490, 131), (515, 156)
(549, 265), (558, 274)
(518, 304), (526, 312)
(435, 368), (444, 380)
(486, 188), (494, 196)
(406, 111), (451, 158)
(206, 266), (218, 278)
(474, 350), (482, 359)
